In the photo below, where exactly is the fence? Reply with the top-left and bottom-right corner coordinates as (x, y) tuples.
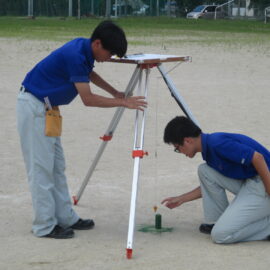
(0, 0), (106, 17)
(265, 6), (270, 23)
(0, 0), (268, 19)
(0, 0), (177, 17)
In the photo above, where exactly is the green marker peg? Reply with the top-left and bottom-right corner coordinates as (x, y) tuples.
(155, 214), (162, 229)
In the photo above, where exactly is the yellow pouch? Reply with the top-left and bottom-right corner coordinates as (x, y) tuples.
(45, 107), (62, 137)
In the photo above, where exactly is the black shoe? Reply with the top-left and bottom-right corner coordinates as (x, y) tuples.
(70, 218), (95, 230)
(43, 225), (74, 239)
(199, 223), (214, 234)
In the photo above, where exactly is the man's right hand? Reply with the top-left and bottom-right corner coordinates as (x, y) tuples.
(161, 196), (185, 209)
(161, 186), (202, 209)
(123, 96), (147, 111)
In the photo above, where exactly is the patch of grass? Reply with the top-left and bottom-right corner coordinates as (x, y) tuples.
(119, 16), (270, 35)
(0, 16), (269, 46)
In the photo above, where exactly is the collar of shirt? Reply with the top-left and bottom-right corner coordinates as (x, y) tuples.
(84, 38), (95, 69)
(201, 133), (208, 161)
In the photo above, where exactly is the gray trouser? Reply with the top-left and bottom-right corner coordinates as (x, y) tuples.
(198, 163), (270, 243)
(17, 91), (79, 237)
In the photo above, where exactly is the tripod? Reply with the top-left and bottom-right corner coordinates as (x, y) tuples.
(72, 54), (199, 259)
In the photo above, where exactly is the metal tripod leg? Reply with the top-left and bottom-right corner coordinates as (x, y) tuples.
(157, 64), (200, 127)
(126, 67), (150, 259)
(73, 65), (142, 205)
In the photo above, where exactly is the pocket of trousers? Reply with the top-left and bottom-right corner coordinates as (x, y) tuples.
(247, 177), (267, 198)
(45, 107), (62, 137)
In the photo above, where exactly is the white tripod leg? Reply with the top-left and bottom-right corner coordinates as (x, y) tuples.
(73, 66), (141, 205)
(126, 67), (150, 259)
(157, 64), (200, 127)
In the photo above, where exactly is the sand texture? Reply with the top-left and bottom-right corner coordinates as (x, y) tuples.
(0, 37), (270, 269)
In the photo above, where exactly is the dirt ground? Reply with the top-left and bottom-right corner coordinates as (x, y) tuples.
(1, 36), (270, 270)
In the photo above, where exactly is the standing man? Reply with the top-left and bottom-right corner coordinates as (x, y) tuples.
(17, 20), (147, 239)
(162, 116), (270, 243)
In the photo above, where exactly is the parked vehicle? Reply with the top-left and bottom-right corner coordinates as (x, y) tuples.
(186, 5), (224, 19)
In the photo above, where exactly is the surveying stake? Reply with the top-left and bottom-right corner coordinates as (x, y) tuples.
(72, 54), (199, 259)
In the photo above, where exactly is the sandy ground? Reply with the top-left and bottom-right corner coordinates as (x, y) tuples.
(1, 36), (270, 270)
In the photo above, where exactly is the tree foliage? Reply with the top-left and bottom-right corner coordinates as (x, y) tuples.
(249, 0), (270, 9)
(0, 0), (28, 15)
(0, 0), (104, 16)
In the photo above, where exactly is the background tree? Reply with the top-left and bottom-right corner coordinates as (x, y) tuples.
(249, 0), (270, 9)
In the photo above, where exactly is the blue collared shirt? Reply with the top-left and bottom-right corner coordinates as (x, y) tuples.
(201, 132), (270, 180)
(22, 38), (95, 106)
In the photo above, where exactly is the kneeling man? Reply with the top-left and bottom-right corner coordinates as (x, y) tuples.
(162, 116), (270, 243)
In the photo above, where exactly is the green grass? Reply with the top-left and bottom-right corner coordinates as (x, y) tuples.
(0, 16), (269, 46)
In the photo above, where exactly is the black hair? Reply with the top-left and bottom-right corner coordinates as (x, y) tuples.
(91, 20), (127, 58)
(164, 116), (202, 145)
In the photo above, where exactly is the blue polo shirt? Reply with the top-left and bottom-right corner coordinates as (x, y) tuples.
(22, 38), (95, 106)
(201, 132), (270, 180)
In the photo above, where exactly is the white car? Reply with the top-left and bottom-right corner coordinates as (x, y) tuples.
(186, 5), (224, 19)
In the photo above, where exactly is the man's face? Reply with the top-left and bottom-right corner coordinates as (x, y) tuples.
(92, 39), (112, 62)
(173, 138), (197, 158)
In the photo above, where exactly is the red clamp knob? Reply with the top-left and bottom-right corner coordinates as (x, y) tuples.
(132, 150), (149, 158)
(100, 135), (112, 141)
(72, 196), (78, 205)
(126, 248), (133, 259)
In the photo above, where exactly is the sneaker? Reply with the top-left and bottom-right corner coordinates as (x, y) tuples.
(199, 223), (214, 234)
(43, 225), (74, 239)
(70, 218), (95, 230)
